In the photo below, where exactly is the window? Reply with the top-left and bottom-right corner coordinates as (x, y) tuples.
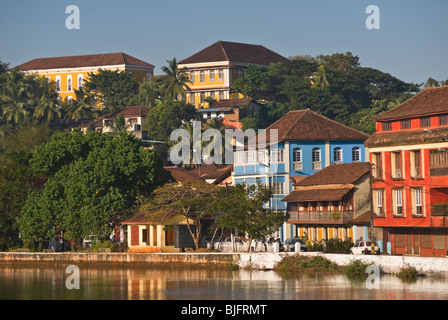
(421, 117), (431, 127)
(234, 151), (246, 165)
(293, 148), (302, 170)
(382, 122), (392, 131)
(219, 91), (224, 100)
(401, 119), (411, 129)
(394, 189), (403, 216)
(56, 76), (61, 92)
(78, 74), (83, 89)
(270, 149), (284, 163)
(189, 93), (195, 105)
(412, 188), (423, 216)
(272, 182), (285, 195)
(372, 153), (382, 179)
(410, 150), (421, 178)
(210, 70), (215, 82)
(246, 149), (256, 164)
(200, 92), (205, 103)
(200, 71), (205, 82)
(374, 189), (384, 216)
(312, 148), (321, 170)
(352, 147), (361, 162)
(439, 114), (448, 126)
(67, 96), (73, 105)
(142, 228), (149, 243)
(430, 149), (448, 176)
(67, 76), (72, 92)
(146, 73), (152, 80)
(190, 72), (195, 83)
(391, 152), (402, 178)
(333, 147), (342, 163)
(218, 69), (224, 81)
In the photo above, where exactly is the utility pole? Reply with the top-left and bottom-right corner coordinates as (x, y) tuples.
(369, 163), (375, 242)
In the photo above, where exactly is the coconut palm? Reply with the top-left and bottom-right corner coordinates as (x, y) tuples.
(160, 58), (192, 102)
(312, 64), (330, 90)
(0, 71), (32, 125)
(65, 89), (98, 122)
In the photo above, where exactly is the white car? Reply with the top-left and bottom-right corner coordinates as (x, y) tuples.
(284, 238), (307, 252)
(349, 241), (381, 255)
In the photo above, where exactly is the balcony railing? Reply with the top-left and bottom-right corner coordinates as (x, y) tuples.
(288, 211), (354, 224)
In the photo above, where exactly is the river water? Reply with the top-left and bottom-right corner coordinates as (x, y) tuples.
(1, 264), (448, 300)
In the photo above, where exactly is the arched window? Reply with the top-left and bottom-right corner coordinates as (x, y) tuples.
(334, 147), (342, 163)
(312, 148), (321, 170)
(352, 147), (361, 162)
(78, 74), (83, 89)
(56, 77), (61, 92)
(67, 76), (72, 92)
(293, 148), (302, 171)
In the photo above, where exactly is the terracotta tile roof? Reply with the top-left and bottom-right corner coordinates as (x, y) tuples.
(258, 109), (369, 144)
(164, 166), (202, 183)
(296, 162), (371, 187)
(15, 52), (154, 71)
(364, 126), (448, 148)
(372, 86), (448, 121)
(179, 41), (288, 65)
(211, 98), (257, 108)
(282, 187), (353, 202)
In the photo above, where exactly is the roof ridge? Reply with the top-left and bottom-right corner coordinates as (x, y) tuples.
(282, 109), (310, 140)
(218, 41), (230, 61)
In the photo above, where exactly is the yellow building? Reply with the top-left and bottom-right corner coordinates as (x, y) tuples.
(178, 41), (288, 109)
(15, 52), (154, 105)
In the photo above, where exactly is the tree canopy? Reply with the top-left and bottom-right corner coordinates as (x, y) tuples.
(18, 130), (165, 248)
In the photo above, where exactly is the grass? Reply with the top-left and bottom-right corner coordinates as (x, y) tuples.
(396, 265), (419, 282)
(274, 255), (343, 274)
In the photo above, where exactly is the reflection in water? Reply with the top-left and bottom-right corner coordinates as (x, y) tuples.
(1, 264), (448, 300)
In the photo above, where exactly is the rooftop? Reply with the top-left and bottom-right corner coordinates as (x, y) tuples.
(372, 85), (448, 121)
(179, 41), (288, 66)
(15, 52), (154, 71)
(258, 109), (369, 144)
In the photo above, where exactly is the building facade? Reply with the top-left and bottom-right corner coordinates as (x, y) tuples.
(178, 41), (288, 109)
(282, 162), (372, 246)
(365, 85), (448, 256)
(232, 109), (369, 241)
(16, 52), (154, 105)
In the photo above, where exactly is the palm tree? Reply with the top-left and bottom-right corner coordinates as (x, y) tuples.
(64, 89), (98, 122)
(132, 78), (162, 108)
(104, 114), (132, 136)
(0, 71), (32, 125)
(33, 92), (61, 124)
(160, 58), (192, 102)
(312, 64), (330, 90)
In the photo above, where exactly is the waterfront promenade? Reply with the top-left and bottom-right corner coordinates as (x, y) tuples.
(1, 251), (448, 276)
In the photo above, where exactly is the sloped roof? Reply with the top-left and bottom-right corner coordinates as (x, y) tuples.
(282, 187), (353, 202)
(164, 166), (202, 183)
(15, 52), (154, 71)
(296, 162), (371, 187)
(372, 86), (448, 121)
(179, 41), (288, 65)
(364, 126), (448, 148)
(259, 109), (369, 144)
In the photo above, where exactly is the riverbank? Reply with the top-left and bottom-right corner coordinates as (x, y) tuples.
(1, 251), (448, 276)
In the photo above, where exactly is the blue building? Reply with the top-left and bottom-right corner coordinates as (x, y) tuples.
(232, 109), (369, 241)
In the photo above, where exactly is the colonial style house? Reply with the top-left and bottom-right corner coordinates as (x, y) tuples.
(282, 162), (373, 246)
(178, 41), (288, 108)
(365, 85), (448, 256)
(87, 105), (149, 139)
(232, 109), (369, 241)
(15, 52), (154, 105)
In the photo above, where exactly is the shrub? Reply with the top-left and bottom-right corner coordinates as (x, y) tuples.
(397, 265), (419, 282)
(325, 239), (353, 254)
(274, 255), (343, 273)
(344, 259), (373, 279)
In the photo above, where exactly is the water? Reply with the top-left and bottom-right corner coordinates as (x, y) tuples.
(1, 264), (448, 300)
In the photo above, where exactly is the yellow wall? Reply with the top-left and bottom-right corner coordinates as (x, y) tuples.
(24, 65), (153, 105)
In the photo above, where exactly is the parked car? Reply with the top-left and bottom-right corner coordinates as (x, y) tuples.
(48, 237), (71, 252)
(284, 238), (307, 252)
(349, 241), (381, 255)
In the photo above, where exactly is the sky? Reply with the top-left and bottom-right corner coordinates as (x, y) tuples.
(0, 0), (447, 85)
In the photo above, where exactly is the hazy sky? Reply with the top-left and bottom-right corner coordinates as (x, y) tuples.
(1, 0), (447, 84)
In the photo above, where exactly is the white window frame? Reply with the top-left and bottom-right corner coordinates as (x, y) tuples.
(312, 148), (321, 170)
(394, 189), (403, 216)
(67, 75), (72, 92)
(77, 74), (83, 89)
(270, 149), (284, 164)
(352, 147), (361, 162)
(293, 148), (302, 171)
(200, 71), (205, 83)
(190, 72), (195, 83)
(55, 76), (61, 92)
(218, 69), (224, 82)
(334, 147), (342, 163)
(210, 70), (215, 82)
(413, 188), (423, 216)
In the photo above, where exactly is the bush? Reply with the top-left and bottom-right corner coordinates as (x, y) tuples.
(274, 255), (343, 273)
(325, 239), (353, 254)
(307, 240), (324, 252)
(89, 240), (120, 252)
(396, 265), (419, 282)
(344, 259), (373, 279)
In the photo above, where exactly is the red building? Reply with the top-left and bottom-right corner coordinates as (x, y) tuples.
(365, 86), (448, 256)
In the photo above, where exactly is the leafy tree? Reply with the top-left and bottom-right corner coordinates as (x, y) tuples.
(214, 184), (287, 252)
(145, 100), (198, 142)
(19, 131), (165, 248)
(130, 77), (163, 108)
(83, 69), (139, 111)
(141, 180), (221, 250)
(160, 58), (192, 101)
(64, 89), (98, 122)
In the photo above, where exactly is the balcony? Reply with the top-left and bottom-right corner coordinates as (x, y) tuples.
(431, 203), (448, 216)
(288, 210), (354, 225)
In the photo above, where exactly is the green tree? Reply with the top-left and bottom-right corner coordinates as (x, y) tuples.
(64, 89), (98, 122)
(83, 69), (139, 111)
(141, 180), (221, 251)
(19, 131), (165, 248)
(160, 58), (192, 101)
(214, 184), (287, 252)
